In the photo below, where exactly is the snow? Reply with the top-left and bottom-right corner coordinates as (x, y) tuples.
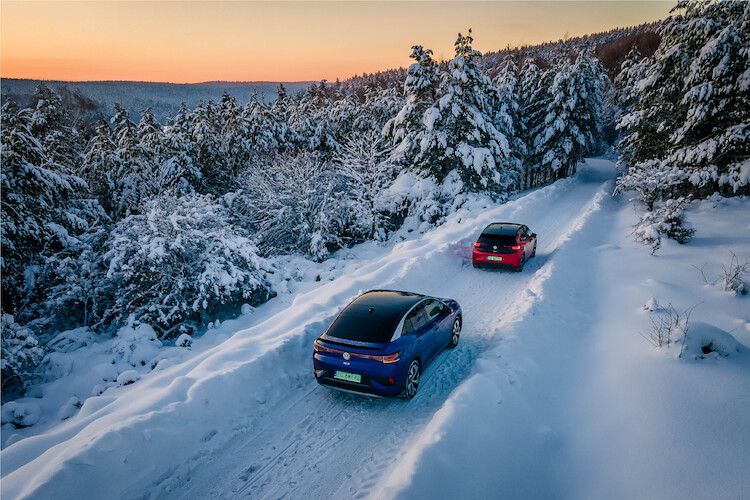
(2, 159), (749, 499)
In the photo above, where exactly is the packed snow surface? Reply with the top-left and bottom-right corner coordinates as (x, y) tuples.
(2, 159), (749, 499)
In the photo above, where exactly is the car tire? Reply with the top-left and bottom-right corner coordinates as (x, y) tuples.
(448, 318), (461, 348)
(531, 243), (536, 258)
(472, 261), (479, 268)
(516, 255), (525, 272)
(404, 359), (421, 399)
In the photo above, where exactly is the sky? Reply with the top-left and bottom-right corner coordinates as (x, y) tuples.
(1, 1), (675, 84)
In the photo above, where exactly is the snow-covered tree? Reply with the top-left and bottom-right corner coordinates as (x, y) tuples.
(102, 193), (274, 337)
(1, 103), (88, 314)
(493, 56), (527, 186)
(574, 51), (609, 155)
(231, 152), (345, 260)
(416, 30), (522, 194)
(161, 102), (201, 193)
(81, 120), (120, 214)
(30, 83), (82, 172)
(383, 45), (440, 162)
(518, 58), (552, 187)
(334, 130), (398, 241)
(1, 314), (46, 398)
(617, 0), (750, 202)
(191, 100), (229, 194)
(108, 104), (157, 218)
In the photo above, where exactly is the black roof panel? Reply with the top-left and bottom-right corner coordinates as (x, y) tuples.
(325, 290), (425, 344)
(482, 223), (522, 236)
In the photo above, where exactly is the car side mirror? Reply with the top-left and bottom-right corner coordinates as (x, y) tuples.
(532, 233), (536, 238)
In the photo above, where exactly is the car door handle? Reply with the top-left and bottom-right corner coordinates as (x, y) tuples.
(417, 339), (422, 344)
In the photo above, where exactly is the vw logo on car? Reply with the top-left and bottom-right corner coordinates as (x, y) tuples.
(343, 352), (350, 360)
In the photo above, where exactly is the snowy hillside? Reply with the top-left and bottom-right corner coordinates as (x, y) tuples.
(2, 158), (748, 499)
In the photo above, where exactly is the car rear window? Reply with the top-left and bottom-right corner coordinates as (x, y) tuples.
(478, 233), (516, 245)
(326, 305), (400, 343)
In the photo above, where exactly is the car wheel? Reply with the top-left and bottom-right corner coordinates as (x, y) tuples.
(404, 359), (421, 399)
(472, 261), (479, 268)
(516, 255), (525, 272)
(531, 243), (536, 257)
(448, 318), (461, 348)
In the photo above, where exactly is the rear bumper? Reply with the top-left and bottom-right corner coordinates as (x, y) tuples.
(313, 355), (405, 397)
(472, 248), (522, 268)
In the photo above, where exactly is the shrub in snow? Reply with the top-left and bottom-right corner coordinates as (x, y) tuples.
(382, 170), (468, 230)
(58, 396), (82, 420)
(721, 252), (749, 295)
(103, 193), (274, 337)
(175, 333), (193, 348)
(0, 399), (41, 428)
(680, 322), (744, 359)
(1, 315), (46, 399)
(111, 324), (163, 367)
(632, 197), (695, 254)
(640, 302), (697, 357)
(116, 370), (140, 386)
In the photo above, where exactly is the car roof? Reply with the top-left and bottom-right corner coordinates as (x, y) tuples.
(324, 290), (428, 344)
(481, 223), (522, 236)
(346, 290), (426, 319)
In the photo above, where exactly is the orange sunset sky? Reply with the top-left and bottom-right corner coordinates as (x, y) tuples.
(2, 1), (675, 84)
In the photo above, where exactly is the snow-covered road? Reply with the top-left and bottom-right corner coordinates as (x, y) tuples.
(5, 158), (749, 500)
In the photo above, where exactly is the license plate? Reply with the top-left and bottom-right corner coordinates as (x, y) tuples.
(334, 371), (361, 383)
(487, 256), (503, 262)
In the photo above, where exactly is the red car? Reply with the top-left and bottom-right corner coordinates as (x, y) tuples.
(472, 223), (537, 272)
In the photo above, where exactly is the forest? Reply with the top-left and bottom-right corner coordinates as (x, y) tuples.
(2, 0), (748, 398)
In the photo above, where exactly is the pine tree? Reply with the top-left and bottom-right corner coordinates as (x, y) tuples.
(417, 30), (522, 194)
(110, 103), (156, 218)
(161, 102), (201, 193)
(518, 58), (551, 187)
(30, 83), (82, 171)
(1, 103), (88, 314)
(617, 0), (750, 202)
(383, 45), (440, 162)
(81, 120), (119, 215)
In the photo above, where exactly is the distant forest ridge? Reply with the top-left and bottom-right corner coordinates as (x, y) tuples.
(0, 79), (315, 123)
(341, 21), (661, 93)
(1, 21), (659, 123)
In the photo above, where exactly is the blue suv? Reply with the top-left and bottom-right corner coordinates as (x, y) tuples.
(313, 290), (462, 398)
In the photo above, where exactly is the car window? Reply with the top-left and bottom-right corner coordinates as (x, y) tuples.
(424, 300), (443, 321)
(478, 234), (516, 245)
(402, 302), (429, 335)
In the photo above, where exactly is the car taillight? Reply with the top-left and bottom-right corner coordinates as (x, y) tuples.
(511, 245), (521, 250)
(381, 352), (400, 363)
(474, 242), (481, 247)
(314, 340), (331, 353)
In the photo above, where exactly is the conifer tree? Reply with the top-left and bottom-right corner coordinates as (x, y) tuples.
(1, 104), (87, 314)
(383, 45), (440, 162)
(617, 0), (750, 202)
(417, 30), (522, 194)
(161, 102), (201, 193)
